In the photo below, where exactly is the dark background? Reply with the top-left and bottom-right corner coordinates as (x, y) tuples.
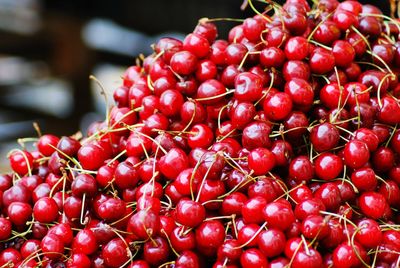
(0, 0), (392, 169)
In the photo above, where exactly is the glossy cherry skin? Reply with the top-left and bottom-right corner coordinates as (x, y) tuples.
(343, 140), (370, 169)
(170, 50), (198, 75)
(309, 123), (339, 152)
(33, 197), (59, 223)
(263, 92), (293, 121)
(258, 228), (286, 258)
(263, 201), (295, 231)
(359, 191), (389, 220)
(8, 150), (34, 175)
(102, 238), (130, 268)
(240, 248), (268, 267)
(314, 153), (343, 181)
(72, 229), (98, 255)
(0, 218), (12, 240)
(234, 72), (263, 102)
(175, 199), (205, 228)
(41, 234), (64, 260)
(248, 148), (276, 176)
(195, 220), (225, 256)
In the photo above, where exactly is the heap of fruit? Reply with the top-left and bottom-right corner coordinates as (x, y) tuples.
(2, 0), (400, 267)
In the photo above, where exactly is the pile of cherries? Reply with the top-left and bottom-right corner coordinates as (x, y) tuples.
(2, 0), (400, 267)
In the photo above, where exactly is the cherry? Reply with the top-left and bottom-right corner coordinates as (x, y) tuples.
(194, 21), (217, 43)
(77, 143), (108, 171)
(284, 78), (314, 108)
(248, 148), (276, 176)
(128, 210), (159, 240)
(288, 156), (314, 184)
(292, 248), (323, 268)
(102, 238), (130, 268)
(343, 140), (370, 169)
(309, 48), (335, 74)
(314, 21), (341, 45)
(309, 123), (339, 152)
(9, 150), (33, 175)
(33, 197), (59, 223)
(332, 40), (355, 68)
(196, 79), (227, 105)
(377, 96), (400, 124)
(282, 60), (310, 81)
(48, 223), (73, 245)
(258, 228), (286, 258)
(240, 248), (268, 267)
(263, 201), (295, 231)
(175, 199), (205, 228)
(359, 192), (388, 219)
(0, 218), (12, 240)
(225, 43), (248, 65)
(188, 124), (214, 149)
(170, 50), (198, 75)
(195, 220), (225, 256)
(143, 237), (170, 266)
(284, 36), (309, 61)
(332, 242), (367, 268)
(67, 253), (91, 268)
(41, 234), (64, 260)
(183, 33), (210, 58)
(234, 72), (263, 102)
(72, 229), (98, 255)
(159, 148), (189, 180)
(260, 47), (285, 68)
(71, 173), (97, 198)
(0, 248), (22, 266)
(175, 250), (200, 268)
(7, 201), (32, 226)
(263, 92), (293, 121)
(314, 153), (343, 181)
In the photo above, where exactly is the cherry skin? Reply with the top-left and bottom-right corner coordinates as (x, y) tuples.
(37, 134), (60, 157)
(343, 140), (370, 169)
(41, 234), (64, 260)
(170, 50), (197, 75)
(0, 248), (22, 266)
(33, 197), (59, 223)
(359, 192), (388, 219)
(7, 201), (32, 226)
(195, 220), (225, 257)
(309, 123), (339, 152)
(187, 124), (214, 149)
(66, 253), (91, 268)
(0, 218), (12, 240)
(263, 92), (293, 121)
(240, 248), (268, 267)
(102, 238), (130, 268)
(248, 148), (276, 176)
(72, 229), (98, 255)
(314, 153), (343, 181)
(234, 72), (263, 102)
(284, 36), (309, 60)
(355, 218), (382, 249)
(175, 199), (205, 228)
(284, 78), (314, 108)
(351, 167), (377, 192)
(8, 150), (34, 175)
(258, 228), (286, 258)
(263, 201), (295, 231)
(143, 237), (170, 266)
(159, 148), (189, 180)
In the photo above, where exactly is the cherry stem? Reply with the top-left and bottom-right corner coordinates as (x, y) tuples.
(90, 75), (111, 127)
(235, 222), (267, 249)
(194, 89), (234, 102)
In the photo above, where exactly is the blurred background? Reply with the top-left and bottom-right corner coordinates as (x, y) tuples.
(0, 0), (391, 170)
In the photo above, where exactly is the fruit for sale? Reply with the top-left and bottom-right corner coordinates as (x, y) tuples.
(2, 0), (400, 267)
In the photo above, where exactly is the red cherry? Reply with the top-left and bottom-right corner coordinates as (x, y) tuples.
(359, 192), (388, 219)
(8, 150), (34, 175)
(33, 197), (59, 223)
